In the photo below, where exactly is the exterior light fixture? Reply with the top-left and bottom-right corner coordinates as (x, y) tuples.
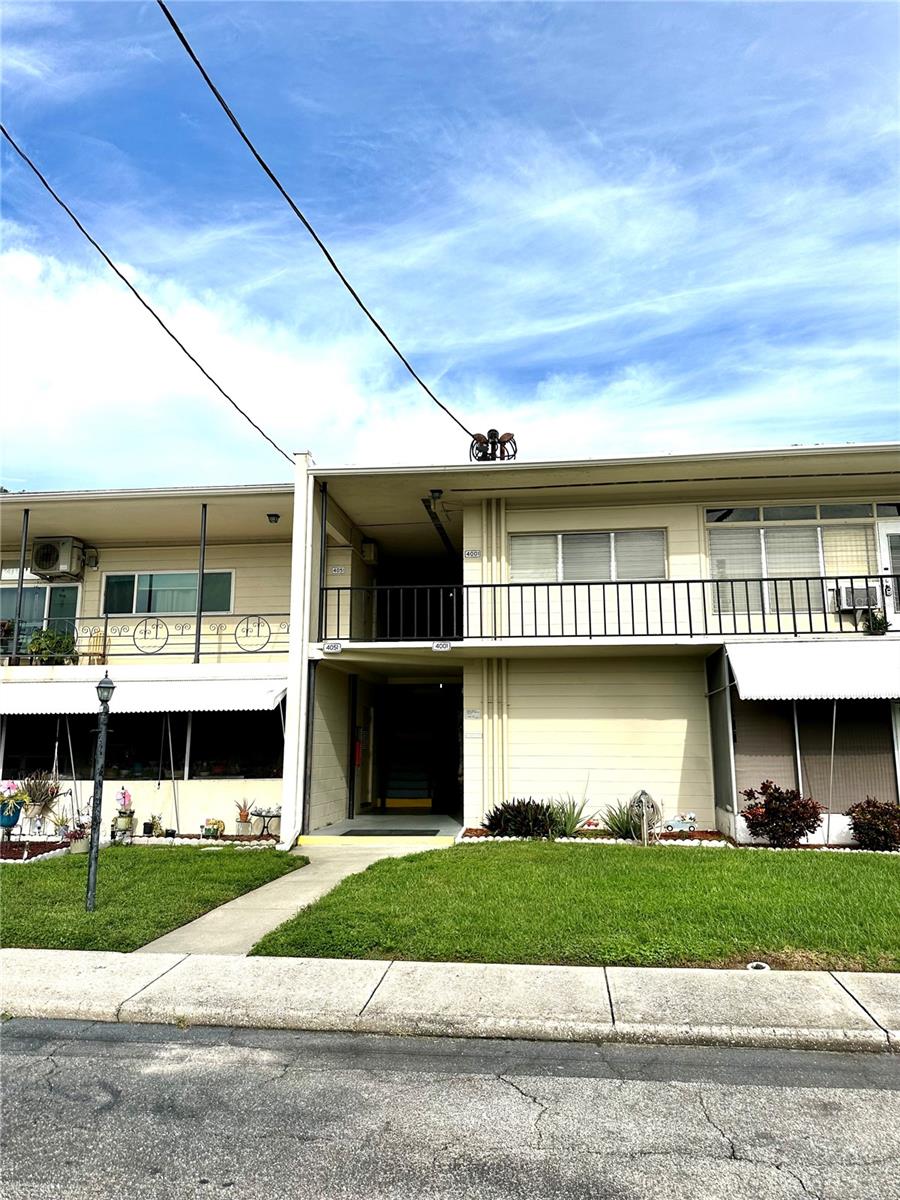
(86, 673), (115, 911)
(267, 513), (281, 525)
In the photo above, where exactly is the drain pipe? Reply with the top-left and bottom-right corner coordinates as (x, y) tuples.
(421, 494), (456, 557)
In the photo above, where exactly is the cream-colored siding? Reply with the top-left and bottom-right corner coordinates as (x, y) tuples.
(85, 543), (291, 614)
(308, 665), (349, 831)
(464, 656), (715, 827)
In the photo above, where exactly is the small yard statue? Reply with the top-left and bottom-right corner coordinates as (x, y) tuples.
(664, 812), (697, 833)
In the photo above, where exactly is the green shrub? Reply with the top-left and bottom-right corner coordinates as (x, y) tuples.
(483, 798), (565, 839)
(551, 795), (589, 838)
(741, 780), (823, 848)
(597, 800), (637, 839)
(846, 797), (900, 852)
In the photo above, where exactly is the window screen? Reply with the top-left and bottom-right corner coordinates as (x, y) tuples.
(821, 526), (876, 576)
(561, 533), (611, 581)
(508, 536), (557, 583)
(614, 530), (667, 579)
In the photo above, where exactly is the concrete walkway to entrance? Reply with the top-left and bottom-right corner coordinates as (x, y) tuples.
(135, 843), (439, 957)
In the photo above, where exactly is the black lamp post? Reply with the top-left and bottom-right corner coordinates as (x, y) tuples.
(86, 672), (115, 912)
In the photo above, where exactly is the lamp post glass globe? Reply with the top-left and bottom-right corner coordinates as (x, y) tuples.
(96, 673), (115, 705)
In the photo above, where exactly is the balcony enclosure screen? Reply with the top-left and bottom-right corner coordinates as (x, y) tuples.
(708, 524), (877, 616)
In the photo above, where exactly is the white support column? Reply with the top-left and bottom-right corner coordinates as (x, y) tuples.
(280, 453), (316, 847)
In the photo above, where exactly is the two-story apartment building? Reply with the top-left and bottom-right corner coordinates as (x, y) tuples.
(280, 443), (900, 847)
(2, 443), (899, 848)
(0, 484), (293, 836)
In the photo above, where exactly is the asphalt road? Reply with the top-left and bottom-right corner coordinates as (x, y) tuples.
(2, 1020), (898, 1200)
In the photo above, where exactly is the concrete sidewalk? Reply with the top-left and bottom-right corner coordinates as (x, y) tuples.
(136, 842), (437, 956)
(2, 949), (897, 1053)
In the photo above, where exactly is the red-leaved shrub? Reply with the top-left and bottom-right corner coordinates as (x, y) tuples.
(846, 797), (900, 852)
(740, 780), (823, 848)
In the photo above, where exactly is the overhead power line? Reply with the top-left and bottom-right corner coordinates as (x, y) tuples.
(1, 124), (293, 466)
(156, 0), (474, 440)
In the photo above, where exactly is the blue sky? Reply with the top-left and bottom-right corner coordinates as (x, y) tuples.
(1, 1), (898, 489)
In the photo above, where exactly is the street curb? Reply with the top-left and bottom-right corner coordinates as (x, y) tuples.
(2, 949), (897, 1054)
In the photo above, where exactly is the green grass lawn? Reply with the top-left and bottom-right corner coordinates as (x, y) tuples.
(1, 846), (307, 952)
(251, 843), (900, 971)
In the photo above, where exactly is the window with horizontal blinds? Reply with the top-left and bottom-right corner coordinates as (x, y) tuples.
(708, 528), (763, 579)
(508, 535), (557, 583)
(708, 528), (763, 612)
(561, 533), (611, 580)
(764, 527), (823, 611)
(614, 530), (667, 580)
(509, 530), (667, 582)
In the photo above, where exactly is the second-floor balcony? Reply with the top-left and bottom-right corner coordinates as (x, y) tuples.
(320, 576), (897, 642)
(1, 613), (291, 664)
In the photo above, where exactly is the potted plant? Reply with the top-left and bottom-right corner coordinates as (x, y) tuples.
(66, 822), (89, 854)
(0, 780), (25, 836)
(21, 772), (62, 826)
(235, 799), (252, 835)
(115, 787), (134, 832)
(862, 608), (890, 636)
(26, 627), (79, 665)
(49, 811), (71, 840)
(202, 818), (225, 839)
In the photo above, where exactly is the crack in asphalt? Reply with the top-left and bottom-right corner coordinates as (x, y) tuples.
(696, 1087), (739, 1161)
(496, 1074), (549, 1145)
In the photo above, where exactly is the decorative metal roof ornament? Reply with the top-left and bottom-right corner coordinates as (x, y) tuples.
(469, 429), (517, 462)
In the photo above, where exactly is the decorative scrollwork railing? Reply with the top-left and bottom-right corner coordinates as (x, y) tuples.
(2, 613), (292, 664)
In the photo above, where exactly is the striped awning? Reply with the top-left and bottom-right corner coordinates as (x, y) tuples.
(0, 670), (287, 715)
(726, 640), (900, 701)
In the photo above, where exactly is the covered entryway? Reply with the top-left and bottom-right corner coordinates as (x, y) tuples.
(302, 661), (462, 841)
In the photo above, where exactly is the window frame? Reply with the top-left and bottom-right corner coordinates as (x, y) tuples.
(0, 581), (82, 624)
(100, 569), (235, 616)
(508, 530), (669, 583)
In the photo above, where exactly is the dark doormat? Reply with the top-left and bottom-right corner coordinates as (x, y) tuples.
(342, 829), (441, 837)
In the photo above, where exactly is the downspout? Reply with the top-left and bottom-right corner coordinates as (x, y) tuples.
(193, 503), (208, 664)
(317, 482), (328, 640)
(420, 497), (455, 557)
(11, 507), (29, 661)
(792, 701), (803, 793)
(302, 660), (319, 835)
(346, 673), (358, 820)
(481, 658), (490, 815)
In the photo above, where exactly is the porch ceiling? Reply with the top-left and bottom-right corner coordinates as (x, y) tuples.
(0, 486), (294, 550)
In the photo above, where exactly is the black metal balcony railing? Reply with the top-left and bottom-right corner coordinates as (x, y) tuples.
(0, 613), (290, 663)
(320, 576), (897, 642)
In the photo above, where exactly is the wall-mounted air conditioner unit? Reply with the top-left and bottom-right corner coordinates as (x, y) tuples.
(30, 537), (85, 581)
(833, 583), (879, 611)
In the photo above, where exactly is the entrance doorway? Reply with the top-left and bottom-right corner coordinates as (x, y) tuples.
(371, 683), (462, 821)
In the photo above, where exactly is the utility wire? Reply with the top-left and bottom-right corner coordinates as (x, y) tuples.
(1, 123), (294, 466)
(156, 0), (475, 440)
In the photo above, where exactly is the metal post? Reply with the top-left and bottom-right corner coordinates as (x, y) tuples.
(193, 503), (208, 664)
(11, 507), (29, 661)
(301, 660), (319, 835)
(85, 701), (109, 912)
(346, 673), (358, 820)
(317, 483), (328, 640)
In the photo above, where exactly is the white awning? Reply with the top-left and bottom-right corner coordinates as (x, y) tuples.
(726, 641), (900, 702)
(0, 675), (287, 715)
